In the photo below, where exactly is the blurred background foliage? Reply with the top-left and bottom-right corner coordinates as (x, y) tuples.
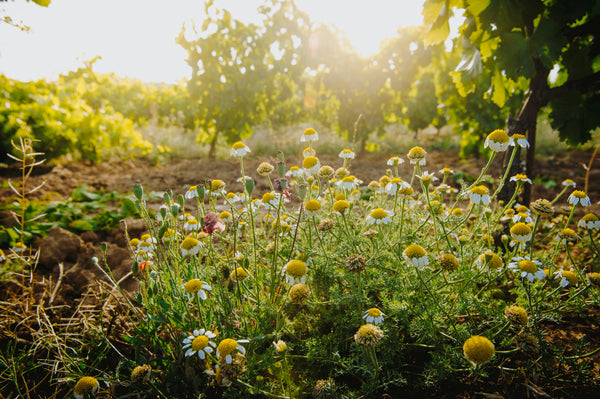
(1, 0), (599, 165)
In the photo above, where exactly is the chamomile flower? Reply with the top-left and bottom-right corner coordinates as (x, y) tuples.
(339, 149), (356, 159)
(183, 279), (212, 300)
(568, 190), (591, 207)
(333, 200), (350, 214)
(463, 335), (495, 366)
(302, 156), (321, 175)
(273, 340), (287, 353)
(439, 167), (454, 175)
(367, 180), (383, 193)
(508, 257), (545, 282)
(437, 253), (460, 271)
(300, 127), (319, 142)
(260, 192), (281, 210)
(217, 338), (249, 365)
(219, 210), (232, 223)
(555, 228), (579, 245)
(185, 185), (202, 199)
(578, 213), (600, 230)
(304, 199), (322, 214)
(354, 324), (384, 347)
(512, 212), (533, 224)
(73, 376), (100, 399)
(387, 156), (404, 166)
(407, 146), (427, 165)
(530, 198), (554, 217)
(510, 133), (530, 148)
(318, 165), (335, 179)
(180, 236), (202, 256)
(282, 260), (307, 285)
(303, 147), (316, 157)
(366, 208), (394, 225)
(257, 162), (274, 176)
(510, 222), (532, 243)
(182, 329), (217, 359)
(363, 308), (385, 325)
(469, 185), (491, 205)
(554, 270), (579, 288)
(338, 175), (361, 190)
(403, 244), (429, 267)
(11, 242), (27, 253)
(183, 218), (201, 232)
(210, 179), (226, 196)
(475, 251), (504, 270)
(289, 283), (311, 303)
(484, 129), (510, 152)
(562, 179), (576, 188)
(230, 141), (251, 157)
(510, 173), (532, 184)
(286, 165), (304, 178)
(504, 305), (528, 329)
(417, 171), (438, 185)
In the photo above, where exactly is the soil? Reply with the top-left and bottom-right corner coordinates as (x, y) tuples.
(0, 148), (599, 398)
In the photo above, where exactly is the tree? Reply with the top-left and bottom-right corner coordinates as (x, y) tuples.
(1, 0), (50, 31)
(177, 0), (311, 158)
(423, 0), (600, 204)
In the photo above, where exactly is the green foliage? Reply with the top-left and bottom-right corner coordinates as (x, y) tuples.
(0, 184), (140, 247)
(423, 0), (600, 147)
(0, 74), (153, 163)
(96, 136), (600, 397)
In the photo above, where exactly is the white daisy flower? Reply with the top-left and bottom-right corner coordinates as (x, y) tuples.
(182, 329), (217, 359)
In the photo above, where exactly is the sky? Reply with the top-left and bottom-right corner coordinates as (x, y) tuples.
(0, 0), (425, 84)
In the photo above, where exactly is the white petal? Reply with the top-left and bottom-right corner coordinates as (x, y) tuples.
(185, 349), (195, 357)
(238, 345), (246, 355)
(198, 350), (205, 360)
(198, 290), (207, 300)
(226, 354), (232, 364)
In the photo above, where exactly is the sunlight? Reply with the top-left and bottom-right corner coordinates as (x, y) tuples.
(0, 0), (425, 83)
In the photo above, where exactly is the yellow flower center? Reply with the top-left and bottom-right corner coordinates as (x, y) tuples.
(303, 128), (316, 136)
(141, 234), (152, 241)
(510, 222), (532, 236)
(341, 149), (352, 153)
(470, 185), (489, 195)
(367, 308), (381, 317)
(231, 267), (249, 280)
(452, 208), (464, 216)
(380, 175), (391, 185)
(512, 133), (526, 140)
(480, 252), (503, 269)
(305, 199), (322, 212)
(184, 279), (204, 293)
(516, 205), (528, 213)
(130, 238), (140, 247)
(262, 192), (276, 203)
(369, 208), (388, 219)
(211, 179), (225, 190)
(232, 141), (246, 150)
(289, 283), (310, 302)
(189, 185), (198, 191)
(302, 156), (319, 169)
(217, 338), (238, 356)
(517, 260), (538, 274)
(561, 270), (578, 285)
(407, 146), (426, 159)
(74, 376), (99, 395)
(404, 244), (426, 258)
(220, 211), (232, 219)
(342, 175), (355, 183)
(572, 190), (587, 199)
(191, 335), (209, 351)
(333, 200), (350, 213)
(286, 260), (307, 277)
(582, 213), (599, 222)
(181, 237), (199, 250)
(357, 323), (380, 338)
(463, 335), (495, 365)
(487, 129), (509, 144)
